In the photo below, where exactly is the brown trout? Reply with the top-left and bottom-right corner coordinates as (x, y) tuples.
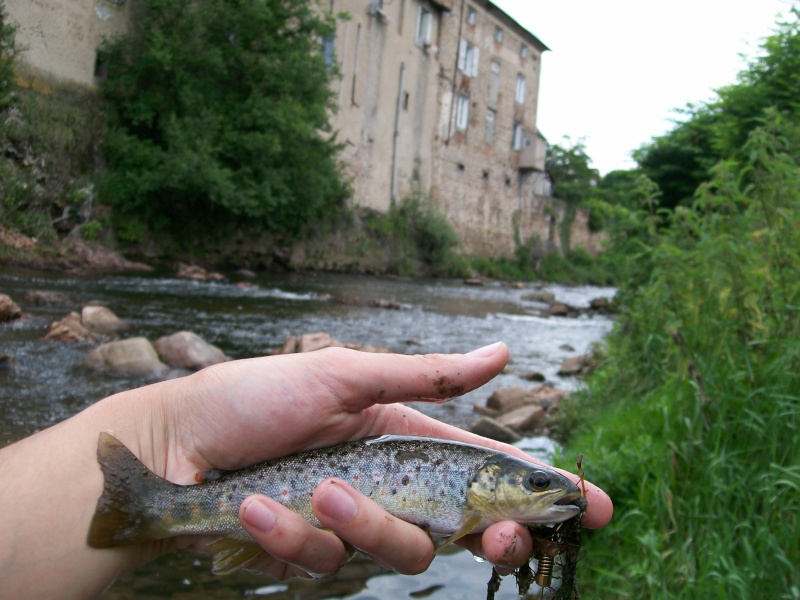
(88, 433), (582, 574)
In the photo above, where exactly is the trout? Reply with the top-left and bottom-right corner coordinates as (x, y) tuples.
(88, 433), (582, 574)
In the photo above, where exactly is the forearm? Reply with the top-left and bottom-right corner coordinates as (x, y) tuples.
(0, 387), (165, 599)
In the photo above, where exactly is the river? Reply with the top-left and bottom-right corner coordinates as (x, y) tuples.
(0, 268), (615, 599)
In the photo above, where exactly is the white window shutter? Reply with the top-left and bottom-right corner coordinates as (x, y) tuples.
(458, 39), (467, 72)
(471, 47), (480, 76)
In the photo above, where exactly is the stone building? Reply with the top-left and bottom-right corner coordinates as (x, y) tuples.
(327, 0), (560, 256)
(7, 0), (602, 257)
(6, 0), (132, 87)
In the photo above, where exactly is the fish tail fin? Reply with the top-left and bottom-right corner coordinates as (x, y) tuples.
(87, 432), (174, 548)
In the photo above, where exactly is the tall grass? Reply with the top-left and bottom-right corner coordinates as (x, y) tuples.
(559, 112), (800, 598)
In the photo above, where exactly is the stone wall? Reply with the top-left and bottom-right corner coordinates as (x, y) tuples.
(7, 0), (133, 87)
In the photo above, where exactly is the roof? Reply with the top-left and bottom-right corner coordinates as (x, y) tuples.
(482, 1), (550, 52)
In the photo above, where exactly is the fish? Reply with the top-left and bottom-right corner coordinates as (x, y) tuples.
(87, 433), (583, 574)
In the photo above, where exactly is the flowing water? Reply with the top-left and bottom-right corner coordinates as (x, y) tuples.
(0, 268), (615, 599)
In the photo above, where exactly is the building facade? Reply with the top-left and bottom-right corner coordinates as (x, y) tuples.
(327, 0), (553, 256)
(7, 0), (132, 87)
(8, 0), (592, 257)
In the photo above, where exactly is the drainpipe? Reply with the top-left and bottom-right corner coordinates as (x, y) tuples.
(391, 61), (406, 205)
(446, 0), (466, 144)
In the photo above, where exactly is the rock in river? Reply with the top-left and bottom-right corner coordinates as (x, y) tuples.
(83, 337), (170, 378)
(44, 312), (97, 343)
(81, 305), (128, 335)
(0, 294), (22, 322)
(154, 331), (227, 370)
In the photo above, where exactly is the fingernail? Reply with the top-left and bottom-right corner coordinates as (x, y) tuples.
(241, 498), (277, 533)
(466, 341), (503, 358)
(317, 482), (357, 523)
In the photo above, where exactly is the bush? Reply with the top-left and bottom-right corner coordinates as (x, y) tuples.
(558, 113), (800, 598)
(100, 0), (348, 241)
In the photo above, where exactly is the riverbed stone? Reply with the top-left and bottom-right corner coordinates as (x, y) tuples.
(497, 405), (546, 433)
(82, 337), (170, 378)
(154, 331), (227, 370)
(469, 417), (521, 443)
(23, 290), (68, 305)
(522, 290), (556, 304)
(486, 386), (538, 413)
(558, 354), (593, 377)
(176, 263), (226, 282)
(81, 305), (128, 335)
(0, 353), (16, 370)
(0, 294), (22, 322)
(44, 311), (97, 343)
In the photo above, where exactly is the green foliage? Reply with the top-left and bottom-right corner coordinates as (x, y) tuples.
(635, 8), (800, 209)
(559, 113), (800, 598)
(354, 192), (469, 277)
(0, 0), (17, 109)
(546, 139), (599, 206)
(100, 0), (348, 240)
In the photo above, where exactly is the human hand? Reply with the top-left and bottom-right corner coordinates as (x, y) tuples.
(0, 342), (612, 599)
(128, 342), (613, 580)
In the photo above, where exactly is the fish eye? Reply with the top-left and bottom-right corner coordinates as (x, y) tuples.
(527, 471), (550, 491)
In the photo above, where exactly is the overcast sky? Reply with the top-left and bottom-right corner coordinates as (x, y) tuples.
(492, 0), (794, 175)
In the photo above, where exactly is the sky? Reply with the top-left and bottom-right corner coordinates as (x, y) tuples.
(491, 0), (794, 175)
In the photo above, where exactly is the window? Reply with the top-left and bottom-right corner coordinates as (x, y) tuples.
(416, 7), (432, 46)
(488, 60), (500, 107)
(494, 26), (503, 43)
(320, 34), (336, 73)
(457, 39), (480, 77)
(515, 74), (526, 104)
(512, 122), (523, 150)
(520, 44), (528, 58)
(485, 108), (496, 143)
(456, 95), (470, 131)
(466, 6), (477, 25)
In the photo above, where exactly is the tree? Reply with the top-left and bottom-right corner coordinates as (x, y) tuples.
(100, 0), (348, 240)
(545, 139), (599, 206)
(634, 7), (800, 210)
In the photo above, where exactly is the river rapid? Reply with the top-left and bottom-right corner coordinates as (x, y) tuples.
(0, 268), (615, 599)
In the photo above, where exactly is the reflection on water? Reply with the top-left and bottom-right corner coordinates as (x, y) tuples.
(0, 268), (615, 598)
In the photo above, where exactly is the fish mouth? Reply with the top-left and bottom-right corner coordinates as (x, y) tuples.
(555, 491), (587, 513)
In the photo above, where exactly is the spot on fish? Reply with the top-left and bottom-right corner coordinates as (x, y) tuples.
(401, 475), (410, 485)
(276, 465), (283, 472)
(396, 450), (430, 463)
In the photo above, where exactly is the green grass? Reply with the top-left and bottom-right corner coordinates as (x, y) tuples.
(556, 114), (800, 599)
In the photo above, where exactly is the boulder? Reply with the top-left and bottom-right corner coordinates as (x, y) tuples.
(529, 385), (569, 410)
(0, 294), (22, 322)
(558, 354), (593, 377)
(486, 386), (538, 413)
(522, 290), (556, 304)
(332, 295), (401, 310)
(0, 353), (17, 370)
(234, 268), (257, 279)
(154, 331), (227, 370)
(82, 337), (170, 378)
(81, 306), (128, 335)
(273, 332), (392, 355)
(470, 417), (521, 443)
(590, 297), (611, 310)
(298, 332), (337, 353)
(544, 302), (579, 317)
(176, 263), (226, 282)
(497, 405), (546, 433)
(520, 371), (546, 382)
(23, 290), (68, 305)
(44, 312), (97, 343)
(463, 278), (484, 286)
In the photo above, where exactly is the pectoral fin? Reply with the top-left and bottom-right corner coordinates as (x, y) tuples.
(210, 538), (266, 575)
(434, 515), (483, 555)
